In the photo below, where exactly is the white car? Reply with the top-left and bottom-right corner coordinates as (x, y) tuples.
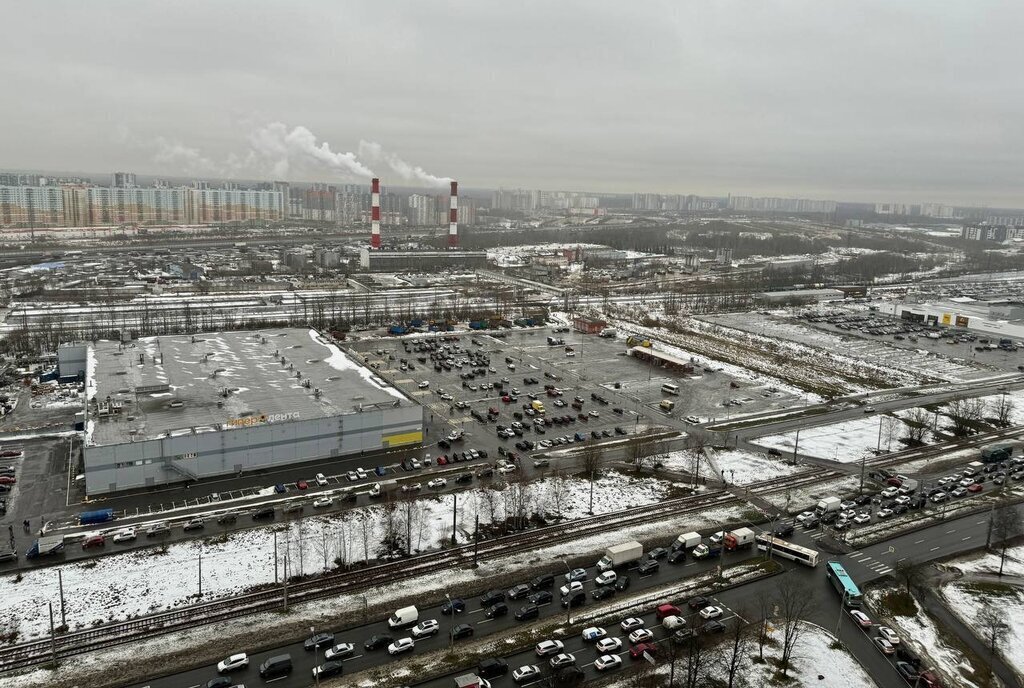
(853, 512), (871, 524)
(112, 528), (137, 543)
(535, 639), (564, 656)
(620, 617), (645, 632)
(863, 406), (876, 413)
(324, 643), (355, 660)
(499, 463), (518, 474)
(877, 508), (894, 519)
(628, 628), (654, 644)
(346, 471), (360, 481)
(313, 496), (333, 508)
(581, 626), (607, 642)
(849, 609), (872, 628)
(588, 410), (599, 417)
(894, 496), (911, 506)
(355, 467), (368, 479)
(559, 580), (583, 597)
(427, 478), (447, 489)
(401, 483), (422, 493)
(877, 626), (900, 645)
(387, 637), (415, 655)
(440, 393), (454, 401)
(594, 570), (617, 586)
(418, 381), (430, 389)
(795, 511), (816, 524)
(411, 619), (440, 638)
(880, 487), (899, 498)
(699, 605), (723, 620)
(684, 415), (700, 424)
(513, 665), (540, 683)
(217, 652), (249, 673)
(709, 531), (725, 545)
(315, 473), (328, 486)
(595, 637), (623, 653)
(595, 654), (622, 671)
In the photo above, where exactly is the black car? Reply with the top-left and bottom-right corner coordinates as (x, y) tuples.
(486, 602), (509, 618)
(313, 660), (345, 679)
(637, 559), (660, 575)
(702, 620), (726, 634)
(479, 658), (509, 679)
(441, 597), (465, 614)
(561, 591), (586, 608)
(455, 473), (473, 484)
(615, 427), (627, 435)
(507, 583), (532, 600)
(614, 575), (631, 592)
(304, 632), (334, 650)
(216, 513), (237, 525)
(252, 507), (275, 520)
(364, 634), (394, 650)
(672, 628), (695, 645)
(480, 589), (505, 606)
(773, 523), (795, 537)
(528, 590), (553, 605)
(515, 605), (540, 621)
(819, 511), (839, 524)
(438, 439), (451, 450)
(667, 549), (686, 564)
(895, 661), (919, 680)
(688, 595), (709, 610)
(592, 585), (616, 600)
(893, 503), (909, 515)
(647, 547), (669, 560)
(450, 624), (474, 640)
(207, 678), (233, 688)
(854, 495), (872, 506)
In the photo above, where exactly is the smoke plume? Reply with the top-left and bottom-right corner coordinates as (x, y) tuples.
(357, 140), (451, 187)
(247, 123), (374, 180)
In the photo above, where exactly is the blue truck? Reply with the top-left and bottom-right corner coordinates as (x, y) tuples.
(27, 534), (65, 558)
(78, 508), (115, 525)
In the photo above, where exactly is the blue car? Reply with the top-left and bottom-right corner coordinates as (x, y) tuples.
(274, 484), (287, 494)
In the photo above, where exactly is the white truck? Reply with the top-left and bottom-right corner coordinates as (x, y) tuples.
(599, 328), (617, 338)
(597, 541), (644, 572)
(723, 527), (755, 551)
(672, 531), (702, 550)
(815, 496), (842, 514)
(387, 605), (419, 628)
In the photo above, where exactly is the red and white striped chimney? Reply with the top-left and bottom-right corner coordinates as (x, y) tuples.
(370, 177), (381, 249)
(448, 180), (458, 249)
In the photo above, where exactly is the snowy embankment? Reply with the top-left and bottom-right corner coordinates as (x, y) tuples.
(0, 471), (708, 644)
(754, 414), (907, 463)
(941, 582), (1024, 679)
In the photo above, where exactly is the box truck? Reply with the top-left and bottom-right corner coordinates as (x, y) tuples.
(597, 541), (644, 572)
(672, 531), (702, 551)
(815, 497), (841, 514)
(723, 527), (755, 551)
(26, 534), (65, 559)
(691, 542), (722, 560)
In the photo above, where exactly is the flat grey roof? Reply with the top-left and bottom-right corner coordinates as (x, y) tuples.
(87, 328), (410, 447)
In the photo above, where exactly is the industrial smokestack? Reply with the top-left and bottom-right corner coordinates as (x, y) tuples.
(448, 180), (458, 249)
(370, 177), (381, 249)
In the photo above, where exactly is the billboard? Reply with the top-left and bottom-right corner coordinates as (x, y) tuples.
(955, 315), (970, 327)
(941, 313), (952, 326)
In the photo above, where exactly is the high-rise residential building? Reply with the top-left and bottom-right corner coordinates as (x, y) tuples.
(111, 172), (137, 188)
(492, 188), (537, 212)
(0, 185), (64, 226)
(335, 183), (368, 225)
(76, 186), (189, 225)
(185, 188), (285, 223)
(406, 193), (437, 225)
(961, 224), (1008, 242)
(302, 183), (337, 222)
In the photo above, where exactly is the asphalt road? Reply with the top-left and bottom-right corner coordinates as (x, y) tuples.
(124, 505), (1018, 688)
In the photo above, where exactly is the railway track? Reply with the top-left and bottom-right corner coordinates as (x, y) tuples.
(0, 489), (738, 673)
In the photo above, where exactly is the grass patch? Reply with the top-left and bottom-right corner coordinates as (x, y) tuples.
(877, 589), (919, 617)
(964, 581), (1019, 598)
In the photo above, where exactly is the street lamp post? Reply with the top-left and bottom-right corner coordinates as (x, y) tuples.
(311, 625), (321, 687)
(834, 590), (847, 643)
(562, 559), (573, 625)
(444, 593), (454, 651)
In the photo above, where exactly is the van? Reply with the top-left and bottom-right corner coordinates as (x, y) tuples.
(259, 653), (293, 678)
(531, 400), (545, 413)
(388, 605), (419, 628)
(659, 399), (675, 412)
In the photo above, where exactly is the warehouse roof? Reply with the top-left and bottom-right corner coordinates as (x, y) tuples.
(86, 328), (410, 446)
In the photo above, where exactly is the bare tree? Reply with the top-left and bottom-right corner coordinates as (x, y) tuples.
(627, 430), (657, 472)
(881, 416), (901, 452)
(976, 600), (1009, 656)
(685, 433), (708, 487)
(756, 589), (774, 662)
(503, 473), (534, 531)
(777, 576), (815, 677)
(990, 505), (1023, 576)
(903, 408), (931, 445)
(947, 396), (985, 436)
(680, 631), (713, 688)
(720, 617), (753, 688)
(310, 523), (335, 572)
(581, 442), (602, 479)
(989, 395), (1016, 427)
(546, 470), (570, 520)
(893, 559), (927, 595)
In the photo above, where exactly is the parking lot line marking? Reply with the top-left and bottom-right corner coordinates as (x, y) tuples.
(962, 536), (971, 541)
(342, 654), (364, 661)
(945, 529), (956, 534)
(914, 539), (924, 544)
(930, 546), (940, 552)
(476, 618), (494, 624)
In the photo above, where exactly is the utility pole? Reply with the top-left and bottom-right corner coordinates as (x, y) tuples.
(57, 569), (65, 630)
(859, 453), (868, 493)
(588, 470), (595, 515)
(876, 415), (883, 453)
(472, 515), (480, 568)
(450, 493), (458, 545)
(48, 601), (56, 666)
(283, 551), (290, 612)
(273, 531), (278, 584)
(792, 428), (800, 466)
(198, 552), (202, 599)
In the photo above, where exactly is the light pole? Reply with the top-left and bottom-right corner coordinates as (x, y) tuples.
(562, 559), (573, 625)
(834, 590), (847, 642)
(445, 593), (454, 651)
(311, 625), (321, 687)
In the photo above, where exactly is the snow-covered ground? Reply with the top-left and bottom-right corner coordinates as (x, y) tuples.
(0, 471), (681, 644)
(948, 544), (1024, 579)
(701, 448), (803, 485)
(755, 414), (908, 463)
(865, 585), (984, 688)
(942, 582), (1024, 678)
(762, 475), (864, 514)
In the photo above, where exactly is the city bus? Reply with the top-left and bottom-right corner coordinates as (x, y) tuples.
(825, 561), (863, 607)
(661, 383), (680, 396)
(755, 534), (819, 567)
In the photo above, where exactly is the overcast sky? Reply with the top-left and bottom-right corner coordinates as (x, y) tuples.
(2, 1), (1021, 206)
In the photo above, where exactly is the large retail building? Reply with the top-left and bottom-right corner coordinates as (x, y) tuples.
(66, 328), (422, 495)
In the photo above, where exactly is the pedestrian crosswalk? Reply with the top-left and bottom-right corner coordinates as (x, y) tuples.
(846, 550), (892, 575)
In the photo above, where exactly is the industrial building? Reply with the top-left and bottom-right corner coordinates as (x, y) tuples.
(359, 248), (488, 271)
(72, 328), (422, 495)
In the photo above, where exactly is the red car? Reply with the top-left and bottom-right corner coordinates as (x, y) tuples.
(82, 534), (105, 549)
(886, 477), (903, 487)
(437, 456), (448, 465)
(656, 603), (682, 620)
(0, 450), (22, 458)
(0, 476), (15, 485)
(296, 480), (308, 490)
(488, 407), (500, 415)
(967, 483), (983, 494)
(502, 395), (512, 403)
(630, 643), (657, 659)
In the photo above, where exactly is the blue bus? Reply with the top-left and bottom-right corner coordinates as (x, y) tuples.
(825, 561), (862, 608)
